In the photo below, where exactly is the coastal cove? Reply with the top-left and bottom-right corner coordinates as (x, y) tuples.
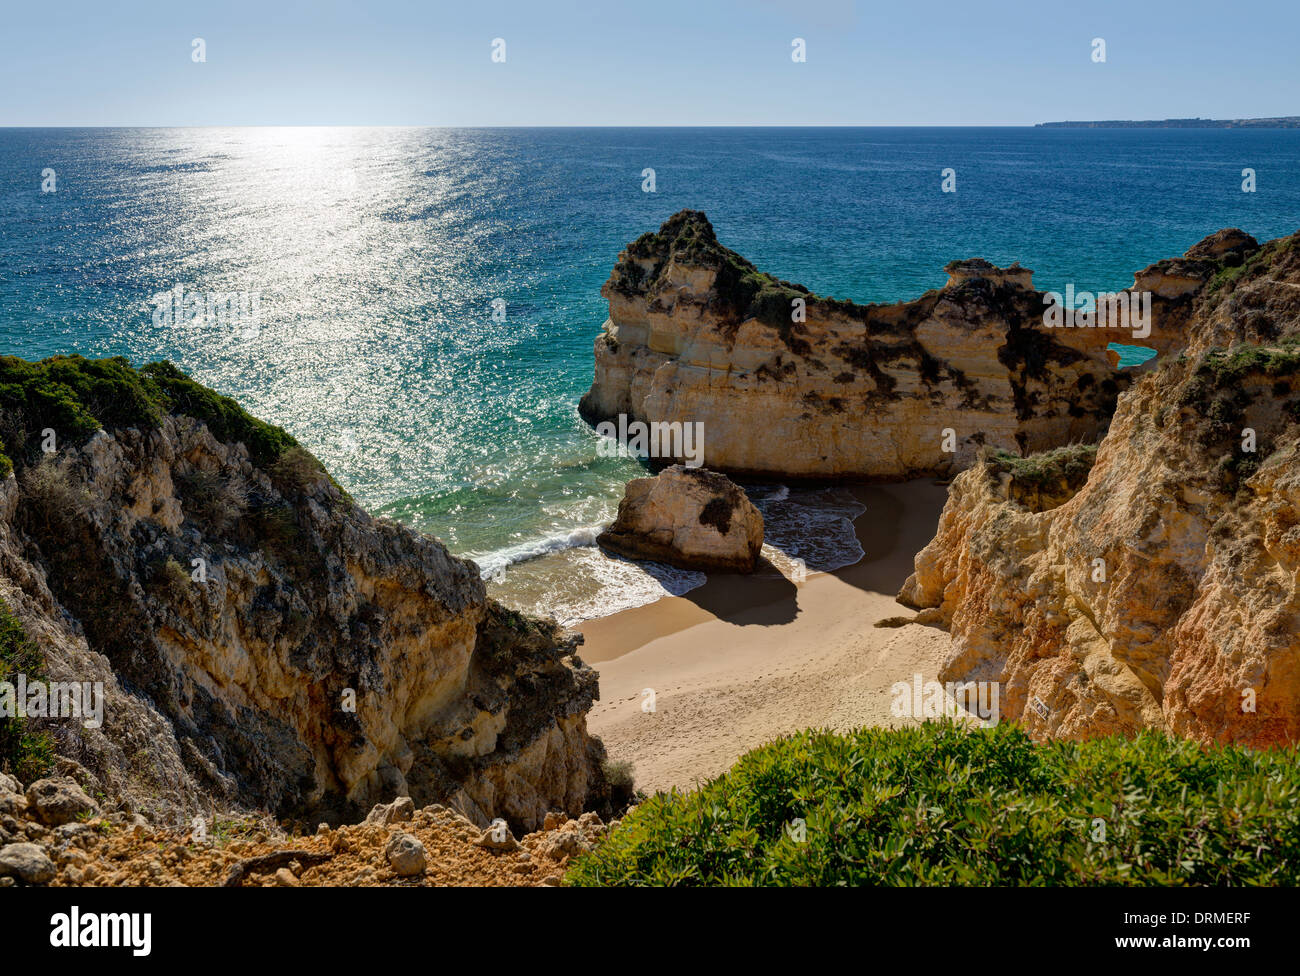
(5, 126), (1299, 626)
(579, 480), (953, 793)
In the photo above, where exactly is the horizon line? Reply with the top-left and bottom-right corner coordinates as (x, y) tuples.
(1, 121), (1050, 129)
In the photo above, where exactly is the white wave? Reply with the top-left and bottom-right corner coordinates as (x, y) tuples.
(472, 524), (603, 580)
(546, 549), (707, 627)
(481, 482), (868, 627)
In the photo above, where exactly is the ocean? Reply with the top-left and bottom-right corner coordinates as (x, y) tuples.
(3, 126), (1298, 623)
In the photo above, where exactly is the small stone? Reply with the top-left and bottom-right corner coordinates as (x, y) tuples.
(538, 831), (585, 859)
(316, 823), (330, 835)
(473, 823), (521, 853)
(273, 867), (300, 887)
(24, 777), (99, 827)
(541, 875), (562, 886)
(384, 831), (427, 877)
(55, 822), (93, 841)
(0, 773), (20, 795)
(542, 811), (567, 830)
(0, 842), (57, 884)
(365, 796), (415, 826)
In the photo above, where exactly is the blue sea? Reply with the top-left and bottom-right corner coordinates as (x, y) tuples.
(2, 127), (1298, 622)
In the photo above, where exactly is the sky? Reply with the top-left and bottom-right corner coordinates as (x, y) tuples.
(3, 0), (1299, 126)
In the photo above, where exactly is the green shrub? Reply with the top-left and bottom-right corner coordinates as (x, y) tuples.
(566, 722), (1300, 886)
(1174, 340), (1300, 493)
(268, 445), (329, 497)
(19, 457), (93, 536)
(140, 361), (297, 467)
(0, 597), (56, 783)
(148, 556), (193, 602)
(986, 443), (1098, 512)
(0, 355), (297, 472)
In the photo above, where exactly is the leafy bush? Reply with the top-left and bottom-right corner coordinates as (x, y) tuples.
(0, 597), (56, 783)
(140, 361), (297, 467)
(566, 722), (1300, 886)
(148, 556), (193, 602)
(1175, 340), (1300, 492)
(0, 355), (298, 472)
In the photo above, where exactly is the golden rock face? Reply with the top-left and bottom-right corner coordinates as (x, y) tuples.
(581, 211), (1132, 481)
(900, 226), (1300, 747)
(0, 406), (604, 832)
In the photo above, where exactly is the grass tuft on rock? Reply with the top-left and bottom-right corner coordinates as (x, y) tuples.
(985, 443), (1098, 511)
(566, 722), (1300, 886)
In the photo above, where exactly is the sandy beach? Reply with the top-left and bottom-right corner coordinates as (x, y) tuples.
(579, 478), (954, 794)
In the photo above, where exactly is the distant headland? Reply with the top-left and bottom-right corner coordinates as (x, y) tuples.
(1037, 116), (1300, 128)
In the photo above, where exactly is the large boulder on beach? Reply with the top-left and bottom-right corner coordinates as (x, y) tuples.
(597, 466), (764, 573)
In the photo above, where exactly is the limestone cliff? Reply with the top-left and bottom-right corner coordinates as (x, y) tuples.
(0, 357), (605, 831)
(578, 210), (1194, 479)
(900, 230), (1300, 746)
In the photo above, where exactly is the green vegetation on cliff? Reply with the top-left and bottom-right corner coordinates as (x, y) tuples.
(0, 597), (55, 783)
(1176, 339), (1300, 491)
(986, 443), (1098, 511)
(566, 722), (1300, 886)
(0, 355), (298, 472)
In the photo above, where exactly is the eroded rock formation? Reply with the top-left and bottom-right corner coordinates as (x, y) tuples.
(0, 358), (606, 831)
(900, 230), (1300, 746)
(578, 210), (1213, 479)
(597, 465), (764, 573)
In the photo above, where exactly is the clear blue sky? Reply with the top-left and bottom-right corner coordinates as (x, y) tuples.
(4, 0), (1298, 126)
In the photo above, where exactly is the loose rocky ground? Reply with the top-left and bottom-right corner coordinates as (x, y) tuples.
(1, 774), (616, 888)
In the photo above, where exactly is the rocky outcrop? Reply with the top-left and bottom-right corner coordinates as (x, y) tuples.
(596, 465), (764, 573)
(578, 210), (1223, 479)
(0, 357), (606, 832)
(0, 778), (621, 886)
(900, 229), (1300, 747)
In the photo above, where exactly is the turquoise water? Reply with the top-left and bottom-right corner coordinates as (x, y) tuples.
(3, 127), (1298, 619)
(1109, 343), (1160, 368)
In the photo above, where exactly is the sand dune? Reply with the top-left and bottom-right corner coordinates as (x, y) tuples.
(579, 479), (954, 794)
